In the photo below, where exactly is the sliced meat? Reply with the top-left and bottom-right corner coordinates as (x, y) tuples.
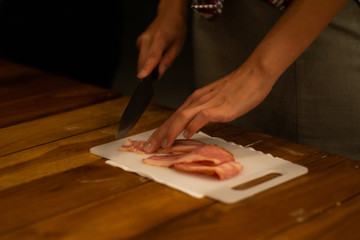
(143, 145), (234, 167)
(173, 161), (243, 180)
(119, 139), (206, 155)
(155, 139), (206, 154)
(119, 138), (243, 180)
(119, 139), (146, 154)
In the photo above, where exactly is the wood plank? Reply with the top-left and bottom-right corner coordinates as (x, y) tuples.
(0, 98), (172, 157)
(0, 161), (149, 236)
(1, 72), (357, 240)
(0, 59), (82, 99)
(0, 106), (173, 190)
(0, 102), (172, 235)
(1, 118), (312, 189)
(0, 181), (212, 240)
(0, 98), (125, 157)
(3, 142), (357, 240)
(125, 154), (360, 240)
(0, 83), (119, 128)
(0, 59), (41, 84)
(3, 125), (354, 240)
(0, 103), (210, 239)
(0, 59), (120, 128)
(0, 125), (116, 190)
(269, 194), (360, 239)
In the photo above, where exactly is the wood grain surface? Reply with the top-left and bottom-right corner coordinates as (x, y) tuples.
(0, 59), (359, 240)
(0, 59), (120, 128)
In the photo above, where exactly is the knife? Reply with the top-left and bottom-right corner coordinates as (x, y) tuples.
(115, 68), (158, 139)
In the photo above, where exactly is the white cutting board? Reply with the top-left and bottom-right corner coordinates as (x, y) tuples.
(90, 129), (307, 204)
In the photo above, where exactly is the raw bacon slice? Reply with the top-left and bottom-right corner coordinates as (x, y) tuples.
(173, 161), (243, 180)
(119, 138), (243, 180)
(119, 139), (206, 155)
(119, 139), (146, 154)
(143, 145), (234, 167)
(155, 139), (206, 154)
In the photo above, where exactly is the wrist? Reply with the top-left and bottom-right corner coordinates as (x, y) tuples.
(157, 0), (189, 23)
(237, 54), (280, 91)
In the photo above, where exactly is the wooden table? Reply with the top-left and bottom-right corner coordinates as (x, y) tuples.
(1, 59), (359, 240)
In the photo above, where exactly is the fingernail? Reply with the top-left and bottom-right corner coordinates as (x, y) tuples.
(159, 65), (167, 76)
(138, 69), (146, 78)
(143, 142), (151, 151)
(161, 139), (168, 148)
(183, 130), (189, 138)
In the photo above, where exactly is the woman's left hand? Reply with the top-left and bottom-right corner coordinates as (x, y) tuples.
(143, 65), (275, 152)
(142, 0), (349, 153)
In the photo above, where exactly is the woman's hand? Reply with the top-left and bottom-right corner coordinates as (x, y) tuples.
(136, 0), (188, 79)
(141, 0), (348, 153)
(143, 64), (277, 152)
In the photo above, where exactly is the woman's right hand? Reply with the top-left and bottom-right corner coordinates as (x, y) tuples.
(136, 0), (188, 80)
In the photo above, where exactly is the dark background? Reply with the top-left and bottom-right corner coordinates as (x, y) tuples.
(0, 0), (193, 108)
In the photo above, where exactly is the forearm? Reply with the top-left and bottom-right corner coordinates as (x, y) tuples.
(243, 0), (348, 84)
(136, 0), (189, 78)
(157, 0), (189, 22)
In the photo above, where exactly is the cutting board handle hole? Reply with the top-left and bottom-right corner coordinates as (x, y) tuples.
(232, 173), (282, 190)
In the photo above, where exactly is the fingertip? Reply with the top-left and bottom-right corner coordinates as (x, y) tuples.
(183, 129), (196, 139)
(144, 129), (162, 153)
(137, 69), (147, 79)
(158, 64), (167, 79)
(143, 142), (151, 152)
(144, 141), (158, 154)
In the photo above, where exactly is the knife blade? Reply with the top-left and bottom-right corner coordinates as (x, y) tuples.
(115, 69), (158, 139)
